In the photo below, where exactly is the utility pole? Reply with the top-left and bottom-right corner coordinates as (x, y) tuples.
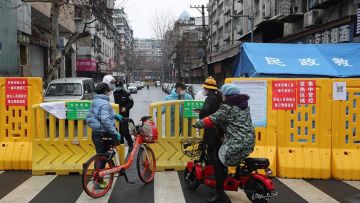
(190, 5), (208, 80)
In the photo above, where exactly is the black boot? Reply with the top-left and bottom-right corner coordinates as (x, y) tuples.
(206, 190), (225, 203)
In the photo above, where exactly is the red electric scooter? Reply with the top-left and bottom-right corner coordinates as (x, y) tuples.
(181, 138), (277, 203)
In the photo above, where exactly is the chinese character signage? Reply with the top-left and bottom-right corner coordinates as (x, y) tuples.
(297, 80), (316, 104)
(5, 78), (28, 106)
(76, 59), (97, 72)
(272, 80), (317, 110)
(307, 24), (352, 44)
(272, 81), (297, 110)
(183, 101), (204, 118)
(66, 102), (91, 120)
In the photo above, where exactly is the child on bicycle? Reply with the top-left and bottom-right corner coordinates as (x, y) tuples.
(86, 82), (123, 189)
(193, 84), (255, 202)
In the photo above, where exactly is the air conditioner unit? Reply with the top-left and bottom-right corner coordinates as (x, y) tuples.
(303, 10), (322, 28)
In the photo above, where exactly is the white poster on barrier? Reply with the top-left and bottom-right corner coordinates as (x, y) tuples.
(232, 80), (267, 127)
(40, 102), (66, 119)
(333, 82), (347, 101)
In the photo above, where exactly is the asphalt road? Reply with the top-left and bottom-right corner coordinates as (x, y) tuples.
(0, 88), (360, 203)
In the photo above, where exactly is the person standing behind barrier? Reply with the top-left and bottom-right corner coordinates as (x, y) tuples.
(102, 75), (116, 103)
(193, 84), (255, 203)
(194, 76), (224, 203)
(86, 82), (123, 189)
(163, 82), (193, 136)
(113, 80), (134, 153)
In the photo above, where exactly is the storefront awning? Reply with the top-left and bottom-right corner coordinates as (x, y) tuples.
(234, 43), (360, 77)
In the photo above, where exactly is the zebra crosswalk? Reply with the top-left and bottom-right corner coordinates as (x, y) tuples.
(0, 170), (359, 203)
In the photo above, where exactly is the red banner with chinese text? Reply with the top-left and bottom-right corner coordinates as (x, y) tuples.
(272, 80), (297, 110)
(297, 80), (316, 104)
(5, 78), (28, 106)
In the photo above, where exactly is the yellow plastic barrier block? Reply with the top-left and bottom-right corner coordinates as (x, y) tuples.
(32, 102), (124, 175)
(0, 77), (43, 170)
(331, 79), (360, 180)
(149, 101), (203, 171)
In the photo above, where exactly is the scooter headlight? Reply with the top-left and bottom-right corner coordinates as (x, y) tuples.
(265, 168), (273, 176)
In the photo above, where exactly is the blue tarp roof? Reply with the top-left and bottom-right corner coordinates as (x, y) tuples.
(233, 43), (360, 77)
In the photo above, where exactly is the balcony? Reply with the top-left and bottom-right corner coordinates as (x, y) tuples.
(278, 0), (305, 23)
(310, 0), (346, 9)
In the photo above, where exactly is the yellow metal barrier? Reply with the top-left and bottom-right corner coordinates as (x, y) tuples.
(149, 100), (203, 171)
(332, 79), (360, 180)
(225, 78), (277, 176)
(32, 102), (124, 175)
(0, 77), (43, 170)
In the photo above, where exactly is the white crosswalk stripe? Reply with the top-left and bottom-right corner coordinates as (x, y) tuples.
(0, 175), (56, 203)
(154, 171), (186, 203)
(343, 180), (360, 190)
(278, 178), (339, 203)
(76, 176), (118, 203)
(226, 190), (251, 203)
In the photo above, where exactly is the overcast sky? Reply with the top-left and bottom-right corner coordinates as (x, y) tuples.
(115, 0), (208, 39)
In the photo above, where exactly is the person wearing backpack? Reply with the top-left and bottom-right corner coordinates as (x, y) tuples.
(193, 84), (255, 203)
(113, 80), (134, 152)
(86, 82), (123, 189)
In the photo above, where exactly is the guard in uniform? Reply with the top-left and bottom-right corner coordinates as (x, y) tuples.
(114, 80), (134, 152)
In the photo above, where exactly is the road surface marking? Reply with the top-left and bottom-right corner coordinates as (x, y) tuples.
(155, 171), (185, 203)
(226, 190), (252, 203)
(76, 176), (117, 203)
(0, 175), (56, 203)
(278, 178), (339, 203)
(343, 180), (360, 190)
(0, 171), (4, 175)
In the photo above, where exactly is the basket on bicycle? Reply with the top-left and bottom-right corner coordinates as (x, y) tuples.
(139, 120), (159, 143)
(181, 137), (203, 159)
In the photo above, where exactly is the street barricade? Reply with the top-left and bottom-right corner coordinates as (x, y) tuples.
(331, 79), (360, 180)
(32, 102), (124, 175)
(149, 100), (203, 171)
(0, 77), (43, 170)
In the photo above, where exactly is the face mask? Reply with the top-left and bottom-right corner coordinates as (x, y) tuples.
(179, 90), (186, 96)
(115, 86), (123, 91)
(109, 83), (115, 90)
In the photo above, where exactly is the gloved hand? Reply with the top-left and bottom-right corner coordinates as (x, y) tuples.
(114, 114), (123, 122)
(115, 132), (122, 141)
(192, 120), (204, 129)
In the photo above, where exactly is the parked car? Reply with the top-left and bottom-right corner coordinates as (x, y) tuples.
(44, 77), (95, 102)
(140, 82), (145, 88)
(156, 81), (161, 87)
(127, 83), (138, 93)
(134, 81), (142, 90)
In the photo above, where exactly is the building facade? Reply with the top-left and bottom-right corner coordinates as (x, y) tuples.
(133, 39), (163, 81)
(113, 8), (134, 81)
(206, 0), (360, 83)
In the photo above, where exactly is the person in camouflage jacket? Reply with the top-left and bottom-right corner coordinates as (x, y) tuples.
(194, 84), (255, 166)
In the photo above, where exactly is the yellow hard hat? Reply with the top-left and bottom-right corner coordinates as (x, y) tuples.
(202, 76), (218, 90)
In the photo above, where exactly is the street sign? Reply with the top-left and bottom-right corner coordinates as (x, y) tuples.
(183, 100), (204, 118)
(66, 101), (91, 120)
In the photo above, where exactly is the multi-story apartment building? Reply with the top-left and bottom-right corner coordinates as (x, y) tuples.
(133, 39), (163, 81)
(113, 8), (134, 80)
(207, 0), (360, 83)
(75, 1), (116, 81)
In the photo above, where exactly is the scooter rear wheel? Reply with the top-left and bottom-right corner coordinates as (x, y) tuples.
(245, 178), (270, 203)
(184, 167), (200, 190)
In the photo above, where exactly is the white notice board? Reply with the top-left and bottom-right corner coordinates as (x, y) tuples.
(232, 80), (267, 127)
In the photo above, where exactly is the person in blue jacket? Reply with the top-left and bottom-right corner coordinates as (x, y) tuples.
(163, 82), (193, 136)
(86, 82), (123, 189)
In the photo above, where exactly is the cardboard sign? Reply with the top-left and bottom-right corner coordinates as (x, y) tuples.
(183, 101), (204, 118)
(272, 81), (297, 110)
(66, 102), (91, 120)
(5, 78), (28, 106)
(297, 80), (316, 104)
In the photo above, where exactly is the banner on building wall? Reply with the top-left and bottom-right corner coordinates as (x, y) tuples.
(5, 78), (28, 106)
(76, 58), (97, 72)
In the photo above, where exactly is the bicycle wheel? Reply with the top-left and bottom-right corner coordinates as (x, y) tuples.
(137, 145), (156, 183)
(82, 154), (115, 198)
